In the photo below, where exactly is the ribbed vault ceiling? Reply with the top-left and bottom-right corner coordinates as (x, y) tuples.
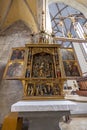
(0, 0), (87, 33)
(0, 0), (38, 32)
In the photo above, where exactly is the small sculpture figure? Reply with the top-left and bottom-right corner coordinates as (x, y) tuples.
(26, 69), (30, 78)
(57, 68), (61, 77)
(27, 84), (34, 96)
(36, 85), (40, 96)
(26, 65), (30, 78)
(47, 85), (53, 95)
(43, 85), (47, 94)
(39, 62), (44, 77)
(28, 53), (32, 61)
(67, 31), (72, 38)
(53, 85), (60, 95)
(39, 36), (44, 43)
(20, 50), (25, 59)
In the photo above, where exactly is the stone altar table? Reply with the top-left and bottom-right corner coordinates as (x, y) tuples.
(11, 100), (76, 130)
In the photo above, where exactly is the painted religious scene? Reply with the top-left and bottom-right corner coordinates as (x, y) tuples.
(3, 48), (26, 79)
(63, 61), (80, 77)
(61, 49), (75, 60)
(61, 48), (81, 77)
(10, 48), (25, 60)
(4, 62), (24, 78)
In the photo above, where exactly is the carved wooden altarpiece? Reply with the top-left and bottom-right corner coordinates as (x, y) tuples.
(3, 43), (81, 100)
(23, 44), (66, 99)
(3, 44), (67, 100)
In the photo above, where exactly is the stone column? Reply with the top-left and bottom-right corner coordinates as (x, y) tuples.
(37, 0), (52, 33)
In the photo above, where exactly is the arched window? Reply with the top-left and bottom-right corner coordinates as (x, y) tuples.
(49, 2), (87, 49)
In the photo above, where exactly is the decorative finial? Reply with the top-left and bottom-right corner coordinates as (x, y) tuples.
(41, 10), (45, 32)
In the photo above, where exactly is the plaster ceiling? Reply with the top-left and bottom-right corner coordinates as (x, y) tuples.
(0, 0), (38, 32)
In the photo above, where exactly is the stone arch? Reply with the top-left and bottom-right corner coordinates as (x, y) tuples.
(48, 0), (87, 18)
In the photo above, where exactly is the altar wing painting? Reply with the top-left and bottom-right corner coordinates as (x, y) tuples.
(63, 61), (80, 77)
(61, 48), (81, 77)
(5, 62), (24, 78)
(61, 49), (75, 60)
(10, 49), (25, 60)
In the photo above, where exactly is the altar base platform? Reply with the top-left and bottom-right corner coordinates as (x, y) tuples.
(10, 100), (76, 130)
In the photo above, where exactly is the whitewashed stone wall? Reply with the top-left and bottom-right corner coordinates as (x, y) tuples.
(0, 20), (31, 124)
(73, 43), (87, 75)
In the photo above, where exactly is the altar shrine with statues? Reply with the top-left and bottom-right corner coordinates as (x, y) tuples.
(3, 42), (81, 100)
(2, 35), (82, 130)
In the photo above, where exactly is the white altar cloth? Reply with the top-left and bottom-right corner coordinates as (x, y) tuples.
(11, 100), (76, 130)
(11, 100), (76, 112)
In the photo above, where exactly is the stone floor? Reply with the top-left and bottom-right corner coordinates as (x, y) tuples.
(1, 116), (87, 130)
(60, 117), (87, 130)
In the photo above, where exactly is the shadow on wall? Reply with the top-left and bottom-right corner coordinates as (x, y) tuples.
(0, 63), (6, 85)
(0, 20), (31, 124)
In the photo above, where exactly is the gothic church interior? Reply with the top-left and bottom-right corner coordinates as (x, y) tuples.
(0, 0), (87, 130)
